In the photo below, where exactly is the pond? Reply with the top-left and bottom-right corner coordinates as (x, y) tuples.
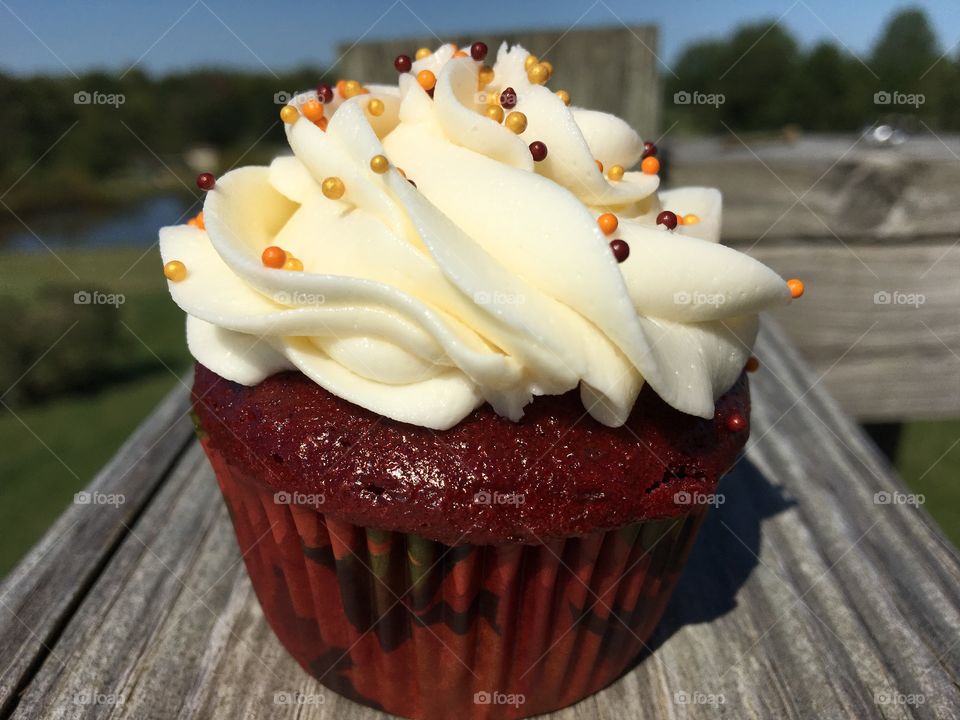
(0, 194), (199, 252)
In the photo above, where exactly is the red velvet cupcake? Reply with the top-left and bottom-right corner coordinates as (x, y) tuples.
(160, 41), (795, 720)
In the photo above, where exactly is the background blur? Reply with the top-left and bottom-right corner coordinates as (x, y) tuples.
(1, 0), (958, 578)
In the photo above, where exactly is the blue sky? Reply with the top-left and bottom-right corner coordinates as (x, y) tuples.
(1, 0), (959, 77)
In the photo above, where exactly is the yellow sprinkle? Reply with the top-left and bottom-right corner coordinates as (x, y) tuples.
(683, 213), (701, 225)
(163, 260), (187, 282)
(283, 257), (304, 272)
(415, 47), (431, 60)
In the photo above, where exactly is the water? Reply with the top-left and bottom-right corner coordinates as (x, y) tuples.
(0, 194), (199, 252)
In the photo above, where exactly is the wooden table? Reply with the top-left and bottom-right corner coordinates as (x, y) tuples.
(2, 323), (958, 719)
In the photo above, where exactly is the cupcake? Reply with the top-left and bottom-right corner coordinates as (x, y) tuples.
(160, 41), (798, 720)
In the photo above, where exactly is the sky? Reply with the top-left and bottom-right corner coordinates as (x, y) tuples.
(1, 0), (959, 78)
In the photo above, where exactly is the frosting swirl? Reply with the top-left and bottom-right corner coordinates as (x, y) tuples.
(159, 42), (792, 430)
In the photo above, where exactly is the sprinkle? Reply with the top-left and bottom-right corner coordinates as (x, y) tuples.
(656, 210), (678, 230)
(279, 105), (299, 124)
(408, 178), (417, 188)
(416, 69), (436, 91)
(187, 212), (205, 229)
(394, 54), (412, 73)
(322, 176), (345, 199)
(787, 278), (805, 298)
(314, 116), (328, 131)
(499, 86), (517, 109)
(642, 141), (657, 159)
(745, 356), (760, 373)
(336, 79), (347, 97)
(676, 214), (685, 225)
(163, 260), (187, 282)
(527, 63), (550, 84)
(555, 89), (571, 105)
(610, 239), (630, 263)
(595, 159), (604, 173)
(261, 246), (286, 268)
(367, 98), (385, 116)
(301, 99), (324, 122)
(726, 414), (747, 432)
(641, 156), (660, 175)
(454, 50), (469, 58)
(396, 167), (407, 178)
(683, 214), (700, 225)
(607, 165), (625, 181)
(283, 256), (304, 272)
(316, 83), (334, 103)
(505, 111), (527, 134)
(484, 105), (504, 123)
(478, 65), (495, 87)
(524, 54), (539, 71)
(415, 47), (431, 60)
(597, 213), (618, 235)
(541, 60), (554, 76)
(342, 80), (362, 98)
(471, 41), (488, 61)
(370, 154), (389, 173)
(529, 140), (548, 161)
(196, 173), (215, 191)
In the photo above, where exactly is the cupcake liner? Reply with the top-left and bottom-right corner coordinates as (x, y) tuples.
(200, 434), (706, 720)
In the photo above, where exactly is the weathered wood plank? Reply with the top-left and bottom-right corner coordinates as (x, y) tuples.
(335, 27), (661, 140)
(0, 380), (195, 718)
(4, 322), (959, 719)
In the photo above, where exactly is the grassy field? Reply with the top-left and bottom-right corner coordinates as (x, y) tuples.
(0, 247), (958, 579)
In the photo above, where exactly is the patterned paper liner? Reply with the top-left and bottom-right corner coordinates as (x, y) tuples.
(201, 434), (707, 720)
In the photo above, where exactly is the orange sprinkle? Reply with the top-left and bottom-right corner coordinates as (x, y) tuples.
(195, 212), (204, 230)
(595, 159), (603, 173)
(745, 356), (760, 373)
(454, 50), (468, 58)
(314, 116), (328, 131)
(641, 156), (660, 175)
(301, 99), (324, 122)
(675, 213), (685, 225)
(336, 79), (347, 97)
(416, 69), (437, 91)
(597, 213), (618, 235)
(787, 278), (805, 299)
(261, 246), (286, 269)
(187, 217), (199, 228)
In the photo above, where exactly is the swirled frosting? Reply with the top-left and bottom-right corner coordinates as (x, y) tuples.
(159, 42), (792, 430)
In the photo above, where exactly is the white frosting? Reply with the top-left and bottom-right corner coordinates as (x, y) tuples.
(160, 42), (791, 430)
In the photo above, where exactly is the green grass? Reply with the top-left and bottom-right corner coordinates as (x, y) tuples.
(0, 247), (958, 581)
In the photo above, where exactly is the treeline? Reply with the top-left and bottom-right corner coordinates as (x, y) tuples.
(665, 8), (960, 133)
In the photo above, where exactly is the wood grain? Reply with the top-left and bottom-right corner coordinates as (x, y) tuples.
(2, 323), (958, 719)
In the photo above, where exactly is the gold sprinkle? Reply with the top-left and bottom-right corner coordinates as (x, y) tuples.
(279, 105), (299, 124)
(505, 111), (527, 134)
(555, 89), (571, 105)
(478, 65), (495, 88)
(163, 260), (187, 282)
(527, 63), (550, 85)
(607, 165), (625, 181)
(415, 47), (431, 60)
(524, 54), (539, 71)
(283, 257), (304, 272)
(370, 154), (389, 174)
(321, 177), (345, 199)
(484, 105), (505, 123)
(367, 98), (385, 116)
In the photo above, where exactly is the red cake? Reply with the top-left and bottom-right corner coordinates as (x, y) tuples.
(160, 38), (798, 720)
